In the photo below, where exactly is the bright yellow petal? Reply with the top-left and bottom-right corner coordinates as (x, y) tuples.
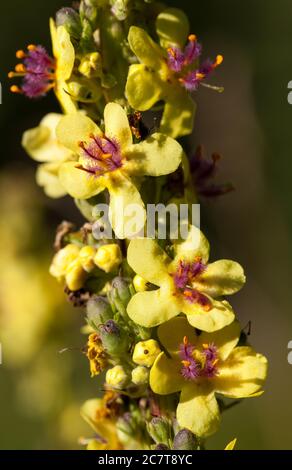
(59, 161), (105, 199)
(174, 225), (210, 264)
(104, 102), (132, 150)
(150, 352), (184, 395)
(127, 238), (171, 286)
(184, 299), (235, 333)
(157, 316), (197, 355)
(225, 438), (237, 450)
(36, 162), (67, 198)
(22, 113), (74, 163)
(194, 260), (246, 297)
(50, 19), (75, 81)
(56, 113), (101, 153)
(108, 174), (146, 239)
(197, 321), (241, 361)
(160, 92), (196, 139)
(177, 384), (221, 438)
(81, 399), (120, 448)
(214, 346), (268, 398)
(128, 26), (165, 69)
(127, 286), (180, 327)
(125, 133), (182, 177)
(126, 64), (163, 111)
(156, 7), (189, 49)
(55, 81), (78, 114)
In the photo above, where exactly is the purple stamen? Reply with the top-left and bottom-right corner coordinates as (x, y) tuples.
(79, 135), (123, 177)
(179, 338), (219, 381)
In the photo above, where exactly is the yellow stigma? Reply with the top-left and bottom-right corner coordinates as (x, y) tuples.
(16, 50), (26, 59)
(188, 34), (197, 42)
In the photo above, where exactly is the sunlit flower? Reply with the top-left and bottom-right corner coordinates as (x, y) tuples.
(57, 102), (183, 238)
(150, 317), (268, 437)
(9, 19), (77, 113)
(127, 226), (245, 331)
(126, 9), (223, 138)
(22, 113), (76, 198)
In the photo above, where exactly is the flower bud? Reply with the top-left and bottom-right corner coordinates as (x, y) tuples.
(132, 340), (161, 368)
(79, 245), (96, 272)
(106, 365), (129, 389)
(100, 320), (129, 355)
(111, 0), (130, 21)
(49, 244), (80, 279)
(131, 366), (149, 385)
(78, 52), (102, 78)
(94, 244), (122, 273)
(155, 444), (170, 450)
(65, 259), (87, 291)
(133, 275), (148, 292)
(173, 429), (198, 450)
(86, 296), (113, 328)
(67, 79), (102, 103)
(56, 7), (82, 40)
(110, 276), (131, 304)
(147, 417), (171, 445)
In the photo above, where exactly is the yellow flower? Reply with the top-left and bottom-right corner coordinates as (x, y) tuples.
(131, 366), (149, 385)
(79, 245), (97, 272)
(9, 20), (77, 114)
(81, 397), (123, 450)
(106, 365), (129, 389)
(132, 340), (161, 368)
(57, 102), (183, 238)
(133, 275), (148, 292)
(87, 333), (107, 377)
(127, 226), (245, 331)
(22, 113), (76, 198)
(150, 317), (268, 438)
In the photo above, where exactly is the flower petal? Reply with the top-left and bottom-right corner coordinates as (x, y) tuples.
(126, 64), (163, 111)
(156, 7), (189, 49)
(150, 352), (185, 394)
(197, 320), (241, 361)
(157, 316), (197, 355)
(127, 286), (180, 328)
(22, 113), (73, 163)
(108, 174), (146, 239)
(55, 81), (78, 115)
(214, 346), (268, 398)
(125, 133), (183, 177)
(160, 92), (196, 139)
(184, 299), (235, 333)
(50, 19), (75, 81)
(177, 383), (221, 438)
(174, 225), (210, 265)
(104, 102), (132, 150)
(127, 238), (171, 286)
(128, 26), (165, 69)
(59, 161), (105, 199)
(36, 162), (67, 198)
(224, 438), (237, 450)
(194, 260), (246, 297)
(56, 113), (101, 153)
(81, 399), (119, 446)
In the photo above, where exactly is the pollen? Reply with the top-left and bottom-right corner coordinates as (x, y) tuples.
(215, 55), (224, 66)
(188, 34), (197, 42)
(10, 85), (22, 94)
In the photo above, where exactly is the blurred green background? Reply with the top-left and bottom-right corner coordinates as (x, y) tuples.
(1, 0), (292, 449)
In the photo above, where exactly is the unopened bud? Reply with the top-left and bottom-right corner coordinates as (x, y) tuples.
(106, 365), (129, 389)
(94, 244), (122, 273)
(67, 79), (102, 103)
(131, 366), (149, 385)
(49, 244), (80, 279)
(155, 444), (170, 450)
(65, 259), (87, 291)
(78, 52), (102, 78)
(132, 340), (161, 368)
(56, 7), (82, 39)
(86, 296), (113, 328)
(79, 245), (96, 272)
(110, 276), (131, 305)
(147, 417), (171, 445)
(173, 429), (198, 450)
(100, 320), (128, 355)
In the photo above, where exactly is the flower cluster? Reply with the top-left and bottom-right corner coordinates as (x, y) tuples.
(15, 0), (267, 450)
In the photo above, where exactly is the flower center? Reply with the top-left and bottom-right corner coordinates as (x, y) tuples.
(173, 259), (211, 310)
(179, 336), (219, 381)
(9, 45), (56, 98)
(77, 134), (123, 177)
(167, 34), (223, 92)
